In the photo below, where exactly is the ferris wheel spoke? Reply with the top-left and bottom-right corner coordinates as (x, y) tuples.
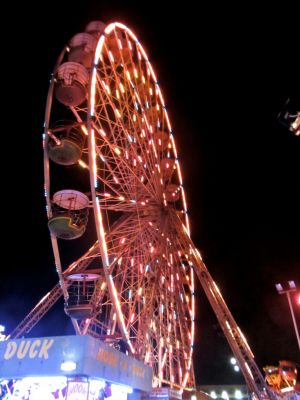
(117, 68), (165, 195)
(92, 84), (161, 201)
(95, 44), (170, 200)
(91, 125), (158, 201)
(103, 214), (195, 386)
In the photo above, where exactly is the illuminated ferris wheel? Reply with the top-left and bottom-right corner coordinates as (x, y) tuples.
(43, 21), (195, 390)
(6, 19), (275, 400)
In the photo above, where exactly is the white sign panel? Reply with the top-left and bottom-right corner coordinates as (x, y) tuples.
(66, 381), (89, 400)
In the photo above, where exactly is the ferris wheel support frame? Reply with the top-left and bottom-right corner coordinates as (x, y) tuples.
(173, 216), (276, 400)
(7, 221), (276, 399)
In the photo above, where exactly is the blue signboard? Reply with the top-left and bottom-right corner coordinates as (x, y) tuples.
(0, 335), (152, 392)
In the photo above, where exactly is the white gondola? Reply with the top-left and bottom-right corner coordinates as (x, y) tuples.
(55, 61), (89, 106)
(68, 33), (97, 68)
(48, 190), (89, 240)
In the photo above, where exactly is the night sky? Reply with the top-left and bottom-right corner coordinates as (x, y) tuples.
(1, 1), (299, 385)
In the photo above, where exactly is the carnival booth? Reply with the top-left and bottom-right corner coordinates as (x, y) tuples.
(0, 335), (152, 400)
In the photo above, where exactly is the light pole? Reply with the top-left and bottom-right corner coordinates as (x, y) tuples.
(275, 281), (300, 351)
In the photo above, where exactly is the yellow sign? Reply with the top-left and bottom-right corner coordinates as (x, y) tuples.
(97, 347), (118, 367)
(131, 364), (145, 378)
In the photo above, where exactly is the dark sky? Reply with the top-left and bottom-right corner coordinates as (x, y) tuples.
(0, 0), (299, 386)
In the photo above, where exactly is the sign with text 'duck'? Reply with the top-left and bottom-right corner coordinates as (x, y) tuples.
(0, 335), (152, 392)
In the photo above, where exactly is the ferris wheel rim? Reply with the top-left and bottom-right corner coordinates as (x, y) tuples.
(43, 19), (195, 390)
(43, 44), (72, 302)
(87, 21), (194, 387)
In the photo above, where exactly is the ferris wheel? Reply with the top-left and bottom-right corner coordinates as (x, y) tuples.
(6, 19), (276, 400)
(43, 21), (195, 390)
